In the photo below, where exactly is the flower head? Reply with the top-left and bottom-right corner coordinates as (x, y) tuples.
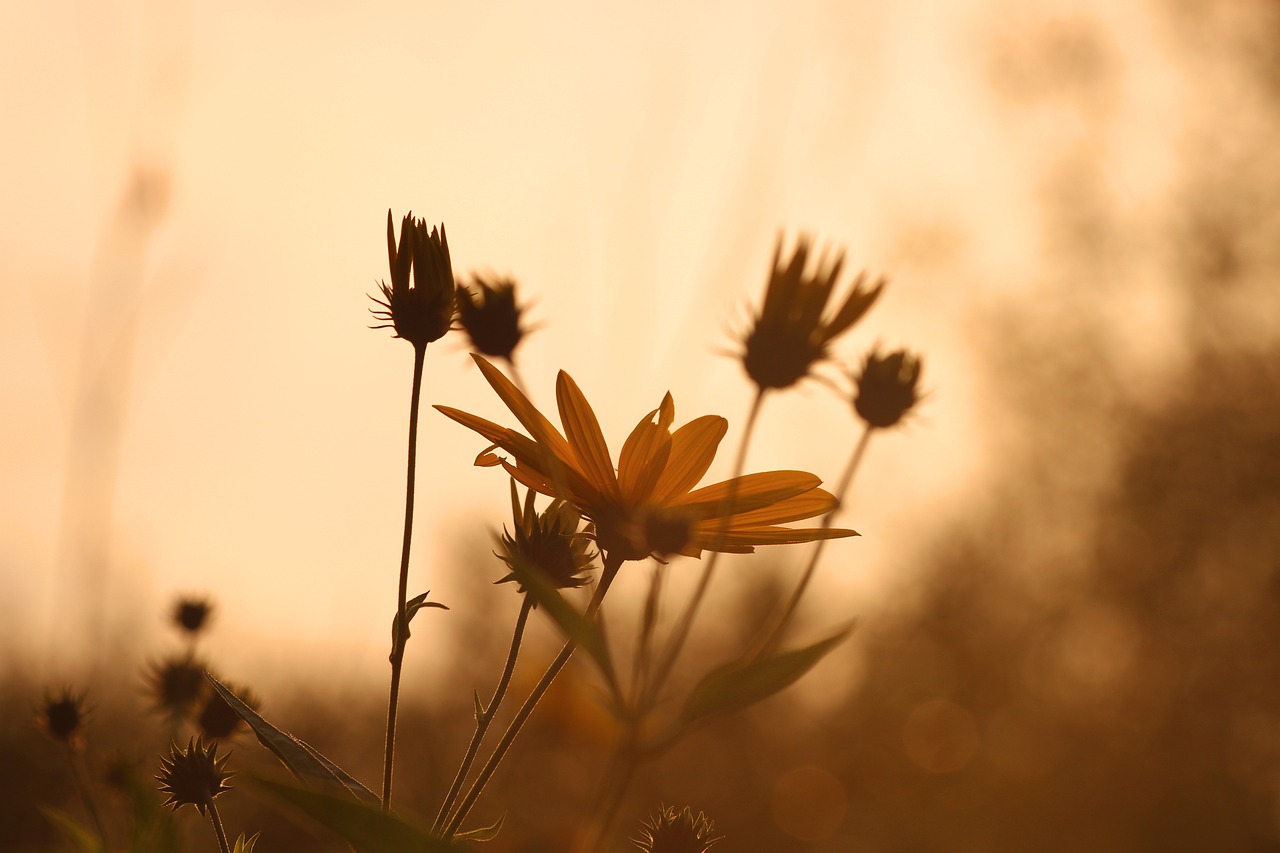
(436, 356), (856, 563)
(157, 737), (233, 815)
(457, 275), (528, 361)
(497, 480), (595, 592)
(146, 655), (208, 719)
(39, 690), (87, 746)
(741, 234), (884, 390)
(370, 210), (456, 348)
(633, 805), (721, 853)
(853, 348), (923, 429)
(173, 596), (213, 635)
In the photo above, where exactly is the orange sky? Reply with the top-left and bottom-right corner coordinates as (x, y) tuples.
(0, 0), (1224, 687)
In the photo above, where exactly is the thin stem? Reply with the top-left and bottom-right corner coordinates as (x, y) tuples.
(629, 563), (665, 709)
(206, 799), (232, 853)
(432, 596), (534, 833)
(65, 745), (107, 848)
(382, 343), (427, 812)
(443, 555), (623, 838)
(645, 388), (766, 705)
(752, 424), (873, 659)
(582, 739), (641, 853)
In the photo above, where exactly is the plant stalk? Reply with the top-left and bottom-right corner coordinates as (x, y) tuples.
(382, 343), (427, 811)
(207, 799), (232, 853)
(432, 596), (534, 833)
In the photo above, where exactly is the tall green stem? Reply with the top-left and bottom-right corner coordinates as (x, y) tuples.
(443, 555), (623, 838)
(753, 424), (872, 658)
(432, 596), (534, 833)
(382, 344), (427, 811)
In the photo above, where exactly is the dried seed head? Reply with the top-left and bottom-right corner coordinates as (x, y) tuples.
(496, 481), (595, 592)
(633, 805), (721, 853)
(195, 682), (258, 741)
(370, 211), (457, 348)
(157, 737), (233, 815)
(741, 234), (884, 391)
(146, 655), (208, 719)
(39, 690), (87, 746)
(457, 275), (527, 361)
(173, 596), (214, 635)
(853, 348), (923, 429)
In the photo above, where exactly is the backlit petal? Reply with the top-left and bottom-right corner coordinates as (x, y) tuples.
(650, 415), (727, 502)
(714, 487), (839, 527)
(673, 470), (821, 519)
(472, 355), (576, 465)
(556, 371), (621, 501)
(618, 394), (675, 504)
(697, 525), (858, 549)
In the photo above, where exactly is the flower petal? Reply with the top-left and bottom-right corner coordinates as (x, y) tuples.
(471, 355), (577, 466)
(556, 371), (621, 501)
(672, 470), (821, 519)
(618, 394), (675, 504)
(712, 487), (839, 527)
(650, 415), (728, 502)
(697, 525), (858, 550)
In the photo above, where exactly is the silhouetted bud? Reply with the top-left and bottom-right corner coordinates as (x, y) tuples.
(457, 275), (527, 361)
(39, 690), (87, 746)
(496, 480), (595, 592)
(173, 597), (213, 635)
(853, 348), (923, 429)
(146, 655), (208, 719)
(157, 737), (233, 815)
(195, 683), (258, 740)
(370, 210), (456, 348)
(742, 234), (884, 391)
(633, 805), (721, 853)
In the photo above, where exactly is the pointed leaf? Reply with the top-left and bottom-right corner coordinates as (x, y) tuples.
(679, 626), (852, 728)
(455, 812), (505, 842)
(473, 690), (485, 723)
(232, 832), (261, 853)
(41, 807), (104, 853)
(253, 776), (458, 852)
(392, 590), (449, 658)
(205, 675), (379, 806)
(506, 552), (617, 692)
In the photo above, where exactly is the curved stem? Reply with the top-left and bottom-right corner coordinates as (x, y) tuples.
(443, 555), (623, 838)
(206, 799), (232, 853)
(644, 388), (765, 705)
(752, 424), (872, 658)
(382, 343), (427, 811)
(432, 596), (534, 833)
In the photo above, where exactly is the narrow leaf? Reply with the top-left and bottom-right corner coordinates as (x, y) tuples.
(455, 812), (505, 842)
(392, 591), (448, 660)
(41, 807), (103, 853)
(473, 690), (485, 723)
(254, 776), (458, 853)
(505, 552), (616, 688)
(205, 675), (379, 806)
(232, 832), (261, 853)
(680, 625), (852, 727)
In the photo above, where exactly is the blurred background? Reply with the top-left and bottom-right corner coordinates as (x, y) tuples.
(3, 0), (1279, 850)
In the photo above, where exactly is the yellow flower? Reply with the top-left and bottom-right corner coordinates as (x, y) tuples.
(436, 356), (856, 563)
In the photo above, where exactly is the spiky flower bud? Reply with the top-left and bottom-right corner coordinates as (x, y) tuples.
(146, 655), (208, 719)
(853, 348), (923, 429)
(741, 234), (884, 391)
(173, 596), (214, 635)
(157, 737), (233, 815)
(496, 480), (595, 592)
(370, 210), (457, 348)
(633, 805), (721, 853)
(457, 275), (528, 361)
(39, 690), (87, 746)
